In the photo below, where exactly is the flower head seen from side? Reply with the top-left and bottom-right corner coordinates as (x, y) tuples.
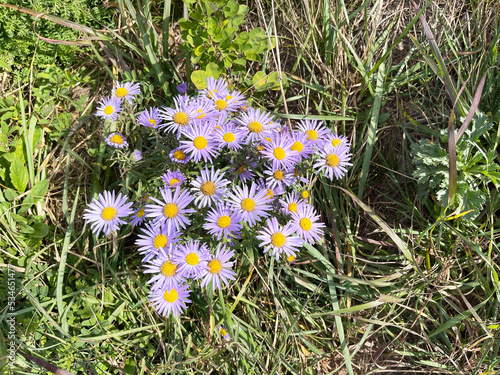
(131, 150), (143, 162)
(113, 81), (141, 103)
(158, 95), (199, 138)
(95, 96), (123, 122)
(162, 170), (186, 189)
(288, 130), (315, 162)
(83, 190), (133, 236)
(297, 118), (331, 147)
(261, 133), (299, 171)
(173, 240), (211, 279)
(135, 222), (181, 261)
(236, 107), (277, 144)
(130, 207), (147, 226)
(169, 147), (191, 164)
(148, 282), (191, 318)
(190, 97), (218, 123)
(217, 325), (231, 340)
(201, 244), (236, 291)
(211, 90), (247, 113)
(314, 144), (352, 180)
(177, 82), (190, 94)
(256, 178), (285, 202)
(191, 167), (230, 208)
(145, 186), (195, 231)
(256, 217), (303, 260)
(180, 123), (219, 163)
(230, 157), (257, 183)
(290, 203), (326, 244)
(144, 248), (186, 291)
(228, 182), (272, 226)
(202, 77), (229, 99)
(203, 202), (243, 240)
(105, 133), (128, 149)
(137, 107), (163, 128)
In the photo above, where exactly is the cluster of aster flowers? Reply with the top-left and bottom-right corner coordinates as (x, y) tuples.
(84, 78), (352, 324)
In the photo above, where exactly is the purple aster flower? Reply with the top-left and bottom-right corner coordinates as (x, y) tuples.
(144, 186), (195, 231)
(162, 170), (186, 189)
(190, 97), (218, 123)
(137, 107), (163, 128)
(173, 240), (210, 279)
(191, 167), (230, 208)
(105, 133), (128, 149)
(83, 190), (133, 236)
(290, 203), (326, 244)
(297, 118), (331, 148)
(176, 82), (190, 94)
(130, 207), (146, 226)
(256, 217), (303, 260)
(261, 133), (300, 171)
(135, 222), (181, 261)
(179, 123), (219, 163)
(229, 157), (257, 183)
(148, 282), (191, 317)
(158, 95), (199, 138)
(213, 121), (248, 151)
(203, 202), (243, 240)
(256, 178), (285, 202)
(264, 167), (295, 190)
(313, 144), (352, 180)
(211, 90), (247, 113)
(288, 130), (315, 161)
(227, 182), (272, 226)
(169, 147), (191, 164)
(202, 77), (229, 99)
(236, 107), (277, 144)
(279, 192), (305, 215)
(113, 81), (141, 103)
(201, 244), (236, 291)
(144, 248), (187, 291)
(217, 325), (231, 340)
(131, 150), (143, 161)
(95, 96), (123, 122)
(326, 132), (351, 149)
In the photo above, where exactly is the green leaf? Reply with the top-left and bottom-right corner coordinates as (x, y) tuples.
(253, 71), (272, 91)
(223, 0), (239, 17)
(19, 179), (50, 214)
(4, 188), (17, 202)
(205, 62), (221, 78)
(10, 158), (29, 192)
(191, 70), (210, 89)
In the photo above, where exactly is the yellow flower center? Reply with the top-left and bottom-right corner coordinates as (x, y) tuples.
(173, 150), (186, 160)
(287, 255), (295, 262)
(332, 139), (341, 147)
(220, 328), (228, 336)
(110, 134), (124, 145)
(101, 207), (117, 221)
(137, 208), (145, 218)
(154, 234), (168, 249)
(115, 87), (128, 98)
(306, 129), (318, 141)
(215, 99), (228, 111)
(291, 141), (303, 153)
(288, 203), (297, 213)
(248, 121), (263, 133)
(149, 119), (157, 127)
(195, 109), (205, 119)
(302, 190), (309, 199)
(163, 203), (178, 218)
(223, 132), (235, 142)
(271, 232), (286, 247)
(194, 136), (208, 149)
(186, 252), (199, 266)
(164, 289), (178, 303)
(217, 215), (231, 228)
(273, 170), (285, 180)
(237, 165), (246, 174)
(326, 154), (340, 167)
(161, 261), (176, 277)
(241, 198), (256, 212)
(208, 259), (223, 274)
(300, 218), (312, 231)
(273, 147), (285, 160)
(173, 112), (189, 126)
(169, 178), (180, 186)
(200, 181), (216, 196)
(265, 189), (274, 199)
(104, 106), (114, 115)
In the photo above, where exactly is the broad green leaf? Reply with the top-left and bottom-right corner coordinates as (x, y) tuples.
(191, 70), (210, 89)
(19, 179), (50, 214)
(10, 158), (29, 192)
(205, 62), (221, 78)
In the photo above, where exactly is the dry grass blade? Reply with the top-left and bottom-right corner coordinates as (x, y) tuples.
(19, 351), (76, 375)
